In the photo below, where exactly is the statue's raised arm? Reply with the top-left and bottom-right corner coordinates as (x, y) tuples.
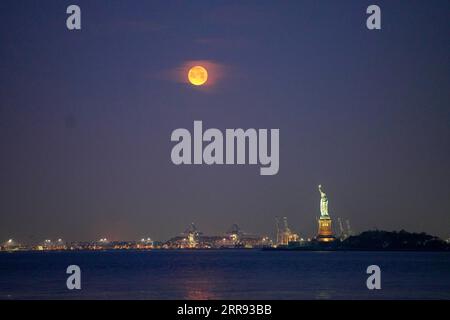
(318, 184), (326, 197)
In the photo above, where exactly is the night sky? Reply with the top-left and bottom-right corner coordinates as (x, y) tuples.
(0, 0), (449, 243)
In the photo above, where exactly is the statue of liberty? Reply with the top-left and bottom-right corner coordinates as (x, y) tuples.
(318, 185), (329, 218)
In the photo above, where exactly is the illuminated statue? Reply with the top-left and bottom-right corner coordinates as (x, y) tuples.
(316, 184), (335, 242)
(318, 185), (329, 217)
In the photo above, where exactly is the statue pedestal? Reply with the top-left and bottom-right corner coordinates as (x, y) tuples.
(317, 217), (335, 242)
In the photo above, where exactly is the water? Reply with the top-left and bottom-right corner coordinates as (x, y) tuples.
(0, 250), (449, 299)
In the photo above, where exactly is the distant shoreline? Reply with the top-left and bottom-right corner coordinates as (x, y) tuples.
(1, 247), (449, 253)
(2, 230), (449, 253)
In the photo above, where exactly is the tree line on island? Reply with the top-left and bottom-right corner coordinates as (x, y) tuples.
(339, 230), (449, 251)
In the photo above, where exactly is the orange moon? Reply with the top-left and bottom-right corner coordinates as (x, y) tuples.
(188, 66), (208, 86)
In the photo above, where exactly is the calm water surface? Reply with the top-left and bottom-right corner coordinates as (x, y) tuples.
(0, 250), (449, 299)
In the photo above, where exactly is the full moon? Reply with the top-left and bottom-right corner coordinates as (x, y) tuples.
(188, 66), (208, 86)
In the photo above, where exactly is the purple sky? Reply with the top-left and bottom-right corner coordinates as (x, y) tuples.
(0, 0), (449, 242)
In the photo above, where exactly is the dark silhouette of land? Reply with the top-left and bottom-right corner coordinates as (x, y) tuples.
(267, 230), (450, 251)
(341, 230), (449, 251)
